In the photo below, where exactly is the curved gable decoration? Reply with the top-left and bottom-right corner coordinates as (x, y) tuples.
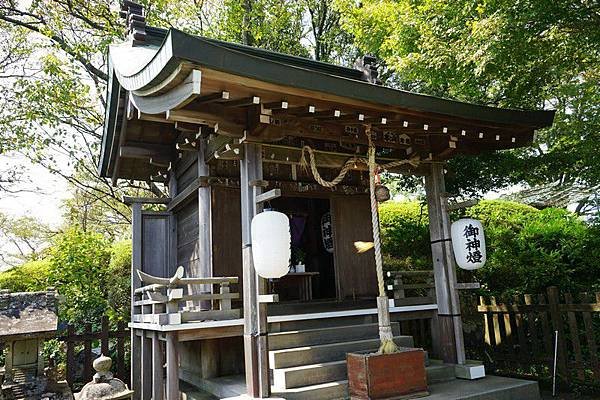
(130, 69), (201, 115)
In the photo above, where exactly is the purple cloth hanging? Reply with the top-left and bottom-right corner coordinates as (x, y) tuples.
(290, 216), (306, 247)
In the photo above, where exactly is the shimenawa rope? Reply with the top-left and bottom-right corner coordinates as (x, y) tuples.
(298, 129), (420, 354)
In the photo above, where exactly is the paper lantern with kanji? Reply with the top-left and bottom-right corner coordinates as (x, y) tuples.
(251, 211), (291, 279)
(451, 218), (486, 270)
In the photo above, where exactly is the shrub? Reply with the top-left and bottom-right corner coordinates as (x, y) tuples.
(48, 228), (112, 328)
(105, 240), (132, 323)
(378, 201), (431, 270)
(0, 259), (52, 292)
(378, 199), (600, 298)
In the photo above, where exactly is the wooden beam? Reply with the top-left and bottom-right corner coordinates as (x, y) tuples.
(195, 91), (230, 105)
(255, 188), (281, 204)
(447, 199), (479, 211)
(263, 100), (288, 110)
(120, 144), (172, 159)
(254, 117), (418, 152)
(222, 96), (261, 108)
(166, 176), (208, 212)
(175, 121), (202, 133)
(149, 157), (170, 168)
(122, 196), (171, 205)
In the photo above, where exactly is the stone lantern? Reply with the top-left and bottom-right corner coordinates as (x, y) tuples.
(75, 355), (133, 400)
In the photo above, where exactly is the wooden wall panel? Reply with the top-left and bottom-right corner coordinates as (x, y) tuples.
(211, 186), (243, 296)
(176, 200), (200, 276)
(331, 195), (377, 299)
(176, 152), (198, 191)
(141, 212), (170, 278)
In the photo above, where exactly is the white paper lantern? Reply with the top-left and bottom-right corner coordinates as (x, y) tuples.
(251, 211), (291, 279)
(451, 218), (487, 270)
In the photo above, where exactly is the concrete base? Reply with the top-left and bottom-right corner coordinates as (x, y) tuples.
(222, 396), (285, 400)
(455, 361), (486, 380)
(189, 373), (540, 400)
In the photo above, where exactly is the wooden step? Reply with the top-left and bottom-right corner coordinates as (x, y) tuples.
(273, 359), (455, 389)
(269, 322), (401, 350)
(268, 335), (414, 369)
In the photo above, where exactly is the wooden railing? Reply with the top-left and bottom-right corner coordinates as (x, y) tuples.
(133, 266), (241, 325)
(478, 286), (600, 385)
(386, 270), (436, 306)
(57, 315), (129, 388)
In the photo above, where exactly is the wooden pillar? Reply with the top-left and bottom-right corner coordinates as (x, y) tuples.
(131, 331), (142, 400)
(240, 143), (270, 398)
(197, 140), (213, 309)
(168, 171), (178, 278)
(152, 332), (164, 400)
(166, 332), (180, 400)
(131, 203), (143, 399)
(141, 333), (153, 400)
(424, 163), (465, 364)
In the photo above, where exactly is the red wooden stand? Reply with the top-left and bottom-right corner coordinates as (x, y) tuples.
(347, 348), (428, 400)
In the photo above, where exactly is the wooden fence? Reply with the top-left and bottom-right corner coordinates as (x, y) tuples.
(478, 287), (600, 385)
(56, 315), (129, 388)
(386, 270), (435, 306)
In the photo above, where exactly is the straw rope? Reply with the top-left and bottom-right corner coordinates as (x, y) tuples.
(299, 130), (421, 354)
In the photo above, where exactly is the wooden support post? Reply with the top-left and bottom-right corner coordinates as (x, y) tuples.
(153, 332), (164, 400)
(425, 163), (465, 364)
(166, 332), (180, 400)
(141, 333), (153, 400)
(240, 143), (270, 398)
(168, 171), (178, 279)
(131, 204), (143, 400)
(194, 140), (213, 310)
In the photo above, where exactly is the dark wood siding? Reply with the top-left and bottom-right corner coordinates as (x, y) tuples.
(175, 152), (198, 192)
(176, 200), (200, 276)
(211, 186), (243, 296)
(141, 212), (170, 278)
(331, 195), (377, 299)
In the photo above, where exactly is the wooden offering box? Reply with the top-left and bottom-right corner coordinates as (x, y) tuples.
(347, 348), (428, 400)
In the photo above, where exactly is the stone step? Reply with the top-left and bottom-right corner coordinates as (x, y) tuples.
(427, 363), (457, 384)
(271, 379), (348, 400)
(273, 375), (541, 400)
(269, 322), (401, 350)
(273, 359), (455, 389)
(268, 335), (414, 369)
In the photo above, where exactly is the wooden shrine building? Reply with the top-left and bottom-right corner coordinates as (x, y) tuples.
(100, 4), (554, 399)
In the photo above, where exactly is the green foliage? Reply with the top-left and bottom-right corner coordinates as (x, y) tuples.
(105, 240), (132, 323)
(0, 259), (51, 292)
(378, 200), (600, 297)
(336, 0), (600, 206)
(48, 228), (112, 328)
(0, 230), (132, 329)
(465, 202), (600, 297)
(215, 0), (308, 55)
(378, 201), (431, 270)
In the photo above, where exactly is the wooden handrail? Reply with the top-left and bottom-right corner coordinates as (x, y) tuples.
(387, 270), (434, 276)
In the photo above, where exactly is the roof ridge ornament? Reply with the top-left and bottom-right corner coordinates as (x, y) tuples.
(120, 1), (146, 45)
(354, 55), (382, 85)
